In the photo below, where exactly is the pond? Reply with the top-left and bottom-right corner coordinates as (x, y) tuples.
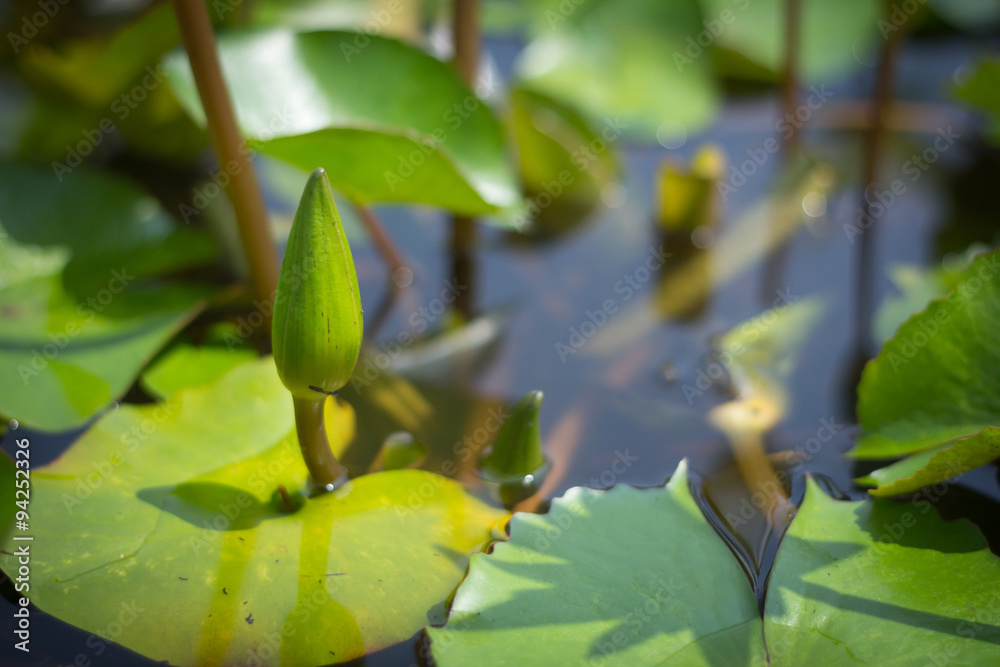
(2, 4), (1000, 667)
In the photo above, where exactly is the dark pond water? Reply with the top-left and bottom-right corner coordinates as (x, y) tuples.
(3, 35), (1000, 667)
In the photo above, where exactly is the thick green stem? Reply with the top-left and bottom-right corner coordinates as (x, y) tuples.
(173, 0), (279, 322)
(293, 396), (348, 490)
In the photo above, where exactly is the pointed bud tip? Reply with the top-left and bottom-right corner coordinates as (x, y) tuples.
(272, 166), (363, 399)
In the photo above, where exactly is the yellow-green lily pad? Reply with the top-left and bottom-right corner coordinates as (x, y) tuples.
(0, 359), (505, 665)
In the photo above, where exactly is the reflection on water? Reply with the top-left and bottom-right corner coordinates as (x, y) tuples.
(4, 37), (1000, 667)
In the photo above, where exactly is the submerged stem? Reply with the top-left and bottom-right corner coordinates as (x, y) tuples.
(293, 396), (348, 491)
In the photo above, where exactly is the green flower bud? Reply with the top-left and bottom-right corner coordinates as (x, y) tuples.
(273, 168), (363, 399)
(479, 390), (549, 507)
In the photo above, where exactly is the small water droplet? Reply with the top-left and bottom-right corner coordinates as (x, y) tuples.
(691, 226), (715, 249)
(600, 182), (627, 208)
(660, 362), (679, 383)
(392, 266), (414, 288)
(802, 191), (827, 218)
(8, 419), (18, 430)
(111, 401), (120, 410)
(656, 120), (687, 149)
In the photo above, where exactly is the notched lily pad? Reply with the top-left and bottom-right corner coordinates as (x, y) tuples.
(765, 475), (1000, 663)
(0, 359), (506, 665)
(428, 461), (766, 666)
(430, 463), (1000, 665)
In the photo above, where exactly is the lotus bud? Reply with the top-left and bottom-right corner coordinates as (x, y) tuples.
(478, 391), (549, 507)
(273, 168), (363, 399)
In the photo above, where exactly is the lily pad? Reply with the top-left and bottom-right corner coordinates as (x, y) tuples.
(428, 461), (767, 665)
(0, 358), (506, 665)
(514, 0), (719, 139)
(700, 0), (881, 81)
(0, 163), (217, 432)
(956, 59), (1000, 143)
(764, 476), (1000, 663)
(164, 29), (521, 218)
(141, 342), (259, 399)
(859, 428), (1000, 498)
(853, 250), (1000, 460)
(430, 463), (1000, 665)
(508, 87), (618, 236)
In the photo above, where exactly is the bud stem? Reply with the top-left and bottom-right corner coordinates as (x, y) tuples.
(293, 397), (348, 491)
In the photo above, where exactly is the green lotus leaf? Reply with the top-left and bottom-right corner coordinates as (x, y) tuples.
(764, 476), (1000, 663)
(853, 250), (1000, 460)
(164, 29), (521, 218)
(508, 86), (618, 237)
(0, 163), (217, 432)
(514, 0), (719, 140)
(956, 58), (1000, 143)
(700, 0), (881, 82)
(0, 358), (506, 665)
(428, 461), (767, 665)
(859, 428), (1000, 497)
(430, 464), (1000, 665)
(141, 343), (259, 399)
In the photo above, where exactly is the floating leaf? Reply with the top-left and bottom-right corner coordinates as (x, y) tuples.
(164, 29), (520, 218)
(141, 343), (258, 399)
(428, 461), (767, 665)
(700, 0), (881, 81)
(0, 163), (216, 432)
(515, 0), (719, 139)
(956, 59), (1000, 143)
(430, 463), (1000, 665)
(0, 359), (506, 665)
(860, 428), (1000, 498)
(764, 476), (1000, 662)
(0, 160), (216, 284)
(853, 250), (1000, 460)
(13, 4), (205, 163)
(508, 87), (618, 237)
(872, 264), (951, 343)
